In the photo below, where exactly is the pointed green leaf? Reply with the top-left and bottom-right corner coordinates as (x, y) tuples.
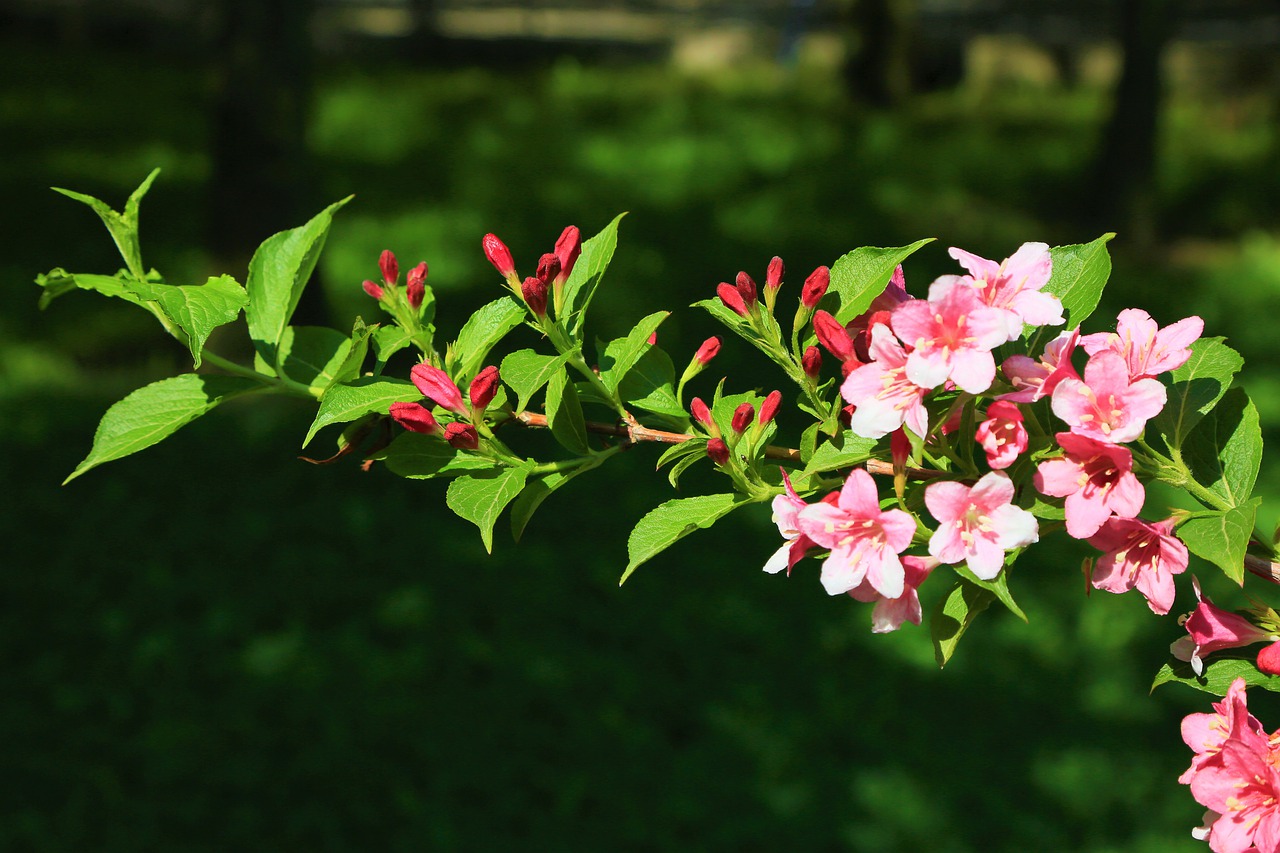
(830, 240), (933, 324)
(65, 374), (260, 483)
(803, 435), (880, 477)
(621, 493), (745, 584)
(271, 326), (352, 389)
(1180, 500), (1260, 585)
(655, 439), (705, 471)
(372, 324), (413, 369)
(303, 377), (418, 447)
(35, 268), (148, 310)
(954, 562), (1027, 622)
(1182, 387), (1261, 505)
(599, 311), (670, 392)
(510, 456), (608, 541)
(500, 348), (575, 413)
(327, 318), (373, 390)
(129, 275), (249, 368)
(666, 451), (706, 489)
(931, 577), (994, 668)
(376, 433), (497, 479)
(450, 297), (526, 383)
(562, 213), (626, 337)
(1042, 234), (1114, 329)
(618, 346), (686, 418)
(446, 466), (531, 553)
(1154, 338), (1244, 450)
(1152, 652), (1280, 696)
(545, 369), (590, 454)
(52, 168), (160, 279)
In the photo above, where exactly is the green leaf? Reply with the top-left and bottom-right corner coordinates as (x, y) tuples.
(931, 577), (995, 668)
(1153, 338), (1244, 450)
(377, 433), (496, 479)
(245, 197), (352, 363)
(327, 318), (373, 389)
(1182, 387), (1262, 506)
(829, 240), (933, 324)
(803, 435), (880, 476)
(372, 324), (413, 369)
(446, 466), (531, 553)
(500, 349), (575, 413)
(129, 275), (249, 368)
(954, 563), (1027, 622)
(599, 311), (670, 392)
(655, 439), (705, 471)
(618, 346), (686, 418)
(303, 377), (418, 447)
(545, 369), (590, 454)
(1180, 500), (1260, 585)
(272, 326), (352, 389)
(621, 493), (745, 584)
(52, 168), (160, 279)
(35, 268), (148, 310)
(562, 213), (626, 337)
(65, 374), (260, 483)
(666, 451), (706, 489)
(450, 297), (526, 383)
(510, 457), (608, 541)
(1152, 652), (1280, 696)
(1042, 234), (1114, 329)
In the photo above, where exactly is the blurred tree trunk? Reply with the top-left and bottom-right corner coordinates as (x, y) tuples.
(842, 0), (914, 107)
(1091, 0), (1182, 247)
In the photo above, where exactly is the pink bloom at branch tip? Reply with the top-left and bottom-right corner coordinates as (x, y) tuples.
(948, 242), (1063, 342)
(1080, 308), (1204, 380)
(925, 472), (1038, 579)
(1088, 517), (1188, 615)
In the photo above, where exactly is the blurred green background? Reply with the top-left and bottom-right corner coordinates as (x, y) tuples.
(5, 2), (1280, 849)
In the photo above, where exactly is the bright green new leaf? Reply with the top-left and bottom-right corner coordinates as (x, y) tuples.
(451, 297), (526, 383)
(376, 433), (497, 479)
(830, 239), (933, 324)
(245, 197), (352, 363)
(654, 440), (707, 487)
(1041, 233), (1114, 330)
(599, 311), (670, 393)
(52, 168), (160, 279)
(1152, 653), (1280, 696)
(621, 493), (745, 584)
(1180, 500), (1260, 585)
(618, 346), (685, 418)
(303, 377), (418, 447)
(372, 324), (413, 369)
(562, 213), (626, 337)
(510, 456), (608, 541)
(130, 275), (249, 368)
(65, 373), (260, 483)
(954, 563), (1027, 622)
(803, 435), (879, 476)
(1182, 388), (1262, 506)
(931, 577), (995, 668)
(273, 326), (353, 389)
(446, 466), (531, 553)
(500, 349), (575, 413)
(545, 370), (590, 454)
(35, 268), (148, 310)
(1154, 337), (1244, 450)
(326, 318), (373, 390)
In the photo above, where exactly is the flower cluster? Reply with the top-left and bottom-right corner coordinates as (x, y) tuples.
(484, 226), (582, 319)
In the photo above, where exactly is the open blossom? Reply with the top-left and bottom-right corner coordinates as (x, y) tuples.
(1051, 351), (1167, 444)
(1000, 329), (1080, 403)
(840, 324), (930, 439)
(1034, 432), (1144, 539)
(796, 468), (916, 599)
(975, 401), (1028, 470)
(948, 242), (1063, 341)
(763, 472), (818, 576)
(1081, 308), (1204, 379)
(925, 472), (1038, 579)
(1172, 578), (1275, 676)
(1088, 517), (1188, 615)
(890, 277), (1007, 393)
(848, 556), (938, 633)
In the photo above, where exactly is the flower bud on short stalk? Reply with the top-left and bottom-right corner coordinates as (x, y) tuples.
(731, 402), (755, 435)
(802, 345), (822, 380)
(405, 262), (428, 312)
(735, 271), (758, 311)
(813, 310), (855, 363)
(801, 266), (829, 309)
(679, 337), (721, 391)
(444, 422), (480, 451)
(1259, 641), (1280, 676)
(764, 256), (784, 313)
(410, 363), (468, 415)
(890, 427), (910, 501)
(521, 276), (549, 318)
(536, 253), (561, 285)
(362, 279), (385, 301)
(468, 366), (501, 412)
(482, 233), (519, 287)
(690, 397), (718, 436)
(706, 437), (730, 466)
(389, 401), (441, 435)
(717, 282), (749, 318)
(758, 390), (781, 426)
(379, 249), (399, 287)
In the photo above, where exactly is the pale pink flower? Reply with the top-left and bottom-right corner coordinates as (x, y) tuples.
(763, 471), (815, 576)
(1034, 432), (1144, 539)
(999, 329), (1080, 403)
(975, 401), (1029, 470)
(848, 556), (938, 633)
(1180, 677), (1265, 785)
(796, 468), (917, 599)
(1080, 308), (1204, 379)
(1171, 578), (1275, 676)
(1050, 351), (1167, 444)
(1088, 517), (1188, 615)
(840, 324), (930, 439)
(410, 363), (468, 415)
(948, 242), (1063, 342)
(890, 278), (1007, 393)
(925, 472), (1039, 579)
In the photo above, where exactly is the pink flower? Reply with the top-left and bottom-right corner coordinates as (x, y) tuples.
(975, 401), (1028, 470)
(840, 325), (930, 439)
(999, 329), (1080, 403)
(763, 472), (816, 576)
(1050, 351), (1167, 444)
(1088, 517), (1188, 615)
(410, 363), (468, 415)
(1034, 432), (1144, 539)
(796, 468), (917, 599)
(848, 555), (938, 633)
(1080, 308), (1204, 379)
(890, 278), (1007, 393)
(925, 472), (1039, 579)
(948, 242), (1063, 341)
(1171, 578), (1274, 676)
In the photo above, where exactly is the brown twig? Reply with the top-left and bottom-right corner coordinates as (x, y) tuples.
(1245, 554), (1280, 585)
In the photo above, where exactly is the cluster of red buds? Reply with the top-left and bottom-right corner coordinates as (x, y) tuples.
(363, 249), (428, 313)
(483, 226), (582, 319)
(389, 363), (501, 451)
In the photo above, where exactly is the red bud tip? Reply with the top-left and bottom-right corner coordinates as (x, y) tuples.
(646, 332), (658, 346)
(535, 252), (561, 284)
(734, 271), (758, 307)
(891, 427), (910, 468)
(444, 422), (480, 451)
(554, 225), (582, 281)
(468, 365), (501, 410)
(521, 276), (549, 317)
(410, 363), (468, 415)
(406, 262), (428, 309)
(706, 437), (730, 466)
(716, 282), (749, 317)
(813, 310), (855, 362)
(389, 401), (440, 435)
(482, 233), (517, 279)
(694, 336), (721, 365)
(758, 390), (781, 425)
(379, 249), (399, 286)
(731, 402), (755, 434)
(765, 256), (784, 291)
(690, 397), (714, 428)
(802, 345), (822, 378)
(362, 279), (384, 301)
(801, 266), (830, 308)
(1260, 640), (1280, 676)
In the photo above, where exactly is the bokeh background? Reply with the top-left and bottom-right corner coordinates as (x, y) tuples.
(5, 1), (1280, 849)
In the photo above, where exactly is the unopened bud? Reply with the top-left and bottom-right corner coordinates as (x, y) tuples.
(647, 332), (658, 345)
(802, 345), (822, 378)
(444, 422), (480, 451)
(706, 437), (730, 466)
(813, 310), (855, 362)
(1259, 641), (1280, 676)
(731, 402), (755, 434)
(891, 428), (910, 469)
(716, 282), (749, 317)
(801, 266), (830, 308)
(406, 262), (428, 310)
(362, 279), (384, 301)
(521, 276), (548, 317)
(536, 252), (561, 284)
(554, 225), (581, 282)
(483, 233), (517, 280)
(379, 249), (399, 286)
(389, 401), (440, 435)
(765, 256), (784, 292)
(694, 336), (721, 365)
(469, 365), (501, 410)
(758, 390), (781, 425)
(735, 271), (758, 308)
(410, 363), (467, 414)
(691, 397), (714, 429)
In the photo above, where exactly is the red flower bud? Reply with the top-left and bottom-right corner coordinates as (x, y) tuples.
(469, 365), (501, 410)
(1259, 641), (1280, 676)
(647, 332), (658, 345)
(891, 427), (910, 469)
(691, 397), (714, 428)
(735, 271), (758, 307)
(694, 336), (721, 365)
(362, 279), (384, 301)
(521, 276), (548, 317)
(731, 402), (755, 434)
(801, 266), (830, 308)
(444, 422), (480, 451)
(758, 390), (781, 425)
(554, 225), (581, 282)
(389, 401), (441, 435)
(410, 363), (467, 414)
(813, 310), (855, 363)
(536, 252), (561, 284)
(379, 249), (399, 286)
(483, 233), (517, 279)
(802, 345), (822, 378)
(706, 437), (730, 466)
(716, 282), (749, 317)
(406, 261), (428, 310)
(765, 256), (784, 292)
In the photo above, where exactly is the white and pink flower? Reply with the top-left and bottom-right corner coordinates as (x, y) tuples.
(999, 328), (1080, 403)
(1080, 308), (1204, 380)
(1034, 432), (1144, 539)
(848, 556), (938, 633)
(840, 324), (931, 439)
(763, 472), (817, 576)
(924, 472), (1039, 579)
(948, 242), (1063, 342)
(975, 401), (1029, 470)
(890, 278), (1008, 393)
(1088, 517), (1188, 615)
(1050, 351), (1166, 444)
(1171, 578), (1275, 676)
